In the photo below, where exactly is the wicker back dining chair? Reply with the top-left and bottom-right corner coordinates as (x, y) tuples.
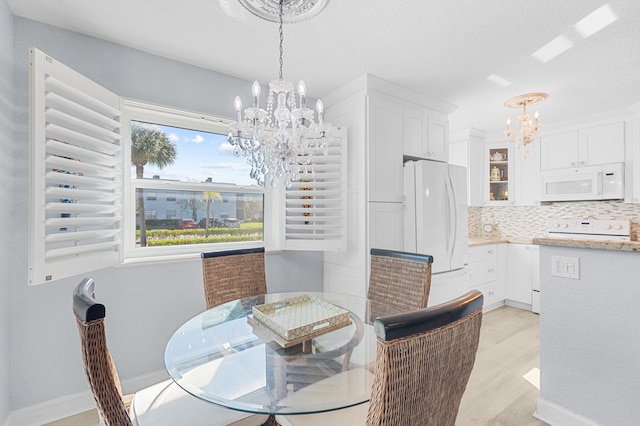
(201, 247), (267, 309)
(368, 248), (434, 313)
(73, 277), (268, 426)
(276, 290), (484, 426)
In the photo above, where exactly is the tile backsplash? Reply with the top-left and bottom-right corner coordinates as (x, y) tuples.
(469, 201), (640, 243)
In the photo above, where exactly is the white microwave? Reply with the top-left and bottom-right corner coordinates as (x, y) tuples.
(541, 163), (624, 202)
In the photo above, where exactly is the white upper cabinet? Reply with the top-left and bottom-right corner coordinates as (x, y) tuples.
(580, 121), (625, 165)
(485, 143), (513, 205)
(403, 107), (449, 162)
(541, 122), (625, 170)
(368, 96), (404, 202)
(427, 111), (449, 162)
(403, 105), (428, 159)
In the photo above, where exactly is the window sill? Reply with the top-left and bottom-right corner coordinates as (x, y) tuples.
(117, 246), (282, 268)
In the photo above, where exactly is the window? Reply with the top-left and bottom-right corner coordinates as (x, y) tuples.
(28, 48), (346, 285)
(123, 107), (267, 258)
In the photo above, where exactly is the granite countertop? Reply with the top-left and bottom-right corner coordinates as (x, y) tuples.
(468, 236), (510, 247)
(468, 234), (640, 252)
(533, 237), (640, 252)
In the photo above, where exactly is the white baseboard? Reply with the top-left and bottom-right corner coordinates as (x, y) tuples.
(483, 300), (506, 313)
(535, 398), (600, 426)
(5, 369), (168, 426)
(504, 299), (532, 311)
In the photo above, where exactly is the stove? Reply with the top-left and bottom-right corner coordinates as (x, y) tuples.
(547, 219), (630, 241)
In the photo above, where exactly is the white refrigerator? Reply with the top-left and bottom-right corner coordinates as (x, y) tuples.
(403, 160), (468, 275)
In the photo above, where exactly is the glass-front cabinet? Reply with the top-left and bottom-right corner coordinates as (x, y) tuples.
(486, 144), (512, 204)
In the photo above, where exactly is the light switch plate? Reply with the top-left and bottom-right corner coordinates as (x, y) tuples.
(551, 256), (580, 279)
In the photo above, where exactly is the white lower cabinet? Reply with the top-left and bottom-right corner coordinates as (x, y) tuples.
(465, 243), (507, 311)
(506, 244), (540, 311)
(420, 243), (509, 311)
(434, 243), (541, 313)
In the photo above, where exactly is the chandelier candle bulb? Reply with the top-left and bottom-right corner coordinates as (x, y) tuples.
(234, 96), (243, 123)
(316, 99), (324, 125)
(252, 80), (261, 108)
(298, 80), (306, 107)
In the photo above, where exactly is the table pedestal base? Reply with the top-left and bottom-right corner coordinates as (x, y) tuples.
(262, 414), (280, 426)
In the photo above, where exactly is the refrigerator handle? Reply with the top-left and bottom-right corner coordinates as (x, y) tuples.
(446, 172), (457, 262)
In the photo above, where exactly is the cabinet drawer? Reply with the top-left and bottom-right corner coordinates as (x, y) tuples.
(468, 259), (496, 286)
(468, 245), (497, 264)
(475, 281), (500, 309)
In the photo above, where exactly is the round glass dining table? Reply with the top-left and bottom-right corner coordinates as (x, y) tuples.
(164, 291), (399, 416)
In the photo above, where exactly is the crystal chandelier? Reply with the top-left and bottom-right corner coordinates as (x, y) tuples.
(503, 92), (548, 158)
(228, 0), (331, 188)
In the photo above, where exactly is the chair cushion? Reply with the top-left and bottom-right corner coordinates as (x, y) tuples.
(130, 378), (268, 426)
(275, 368), (372, 426)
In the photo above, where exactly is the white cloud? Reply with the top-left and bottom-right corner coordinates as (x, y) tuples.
(190, 135), (204, 144)
(198, 162), (251, 172)
(219, 142), (237, 154)
(167, 133), (180, 142)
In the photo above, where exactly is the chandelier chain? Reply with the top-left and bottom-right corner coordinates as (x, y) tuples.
(279, 0), (284, 80)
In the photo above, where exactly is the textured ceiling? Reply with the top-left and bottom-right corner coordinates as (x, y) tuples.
(7, 0), (640, 136)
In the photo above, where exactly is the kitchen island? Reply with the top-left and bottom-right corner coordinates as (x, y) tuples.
(532, 238), (640, 425)
(533, 237), (640, 252)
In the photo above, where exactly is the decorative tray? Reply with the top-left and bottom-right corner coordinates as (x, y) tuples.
(250, 295), (351, 347)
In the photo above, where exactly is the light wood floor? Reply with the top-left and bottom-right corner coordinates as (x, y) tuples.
(46, 305), (546, 426)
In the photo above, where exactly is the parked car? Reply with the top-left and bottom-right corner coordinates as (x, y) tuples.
(221, 218), (241, 228)
(180, 218), (197, 230)
(198, 218), (223, 228)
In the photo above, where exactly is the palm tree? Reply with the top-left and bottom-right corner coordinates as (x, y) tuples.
(203, 191), (223, 237)
(131, 123), (177, 246)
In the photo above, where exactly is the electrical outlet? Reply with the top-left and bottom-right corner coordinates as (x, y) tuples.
(551, 256), (580, 279)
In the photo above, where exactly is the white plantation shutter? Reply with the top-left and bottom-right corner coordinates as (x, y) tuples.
(283, 127), (347, 251)
(29, 48), (122, 285)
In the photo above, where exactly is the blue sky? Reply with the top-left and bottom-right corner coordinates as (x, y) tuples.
(131, 121), (256, 186)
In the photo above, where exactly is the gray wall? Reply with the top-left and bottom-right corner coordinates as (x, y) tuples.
(538, 246), (640, 425)
(9, 17), (323, 413)
(1, 1), (14, 424)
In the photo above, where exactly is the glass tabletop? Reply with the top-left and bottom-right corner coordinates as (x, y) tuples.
(164, 291), (399, 415)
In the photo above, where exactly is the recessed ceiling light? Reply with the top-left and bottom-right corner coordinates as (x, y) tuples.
(532, 35), (574, 63)
(574, 4), (618, 38)
(487, 74), (512, 87)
